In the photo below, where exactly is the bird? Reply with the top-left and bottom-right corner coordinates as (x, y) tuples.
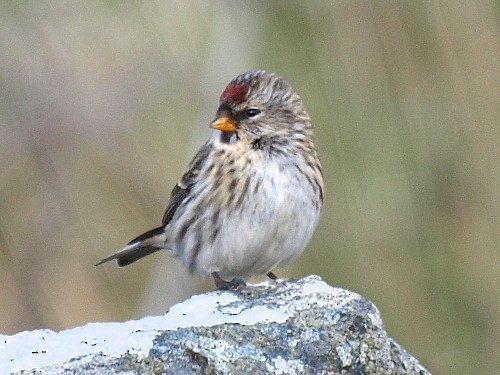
(96, 70), (324, 290)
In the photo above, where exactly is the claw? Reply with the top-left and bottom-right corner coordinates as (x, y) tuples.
(267, 271), (278, 280)
(212, 272), (247, 291)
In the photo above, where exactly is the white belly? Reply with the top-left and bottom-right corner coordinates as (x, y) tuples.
(170, 155), (321, 279)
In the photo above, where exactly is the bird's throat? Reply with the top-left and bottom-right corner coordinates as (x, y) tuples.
(219, 131), (237, 144)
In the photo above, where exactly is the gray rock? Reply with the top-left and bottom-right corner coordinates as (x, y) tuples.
(4, 275), (430, 374)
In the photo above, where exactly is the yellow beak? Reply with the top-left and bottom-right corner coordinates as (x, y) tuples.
(210, 115), (238, 132)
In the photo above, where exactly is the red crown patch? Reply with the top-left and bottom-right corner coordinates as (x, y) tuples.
(220, 82), (249, 104)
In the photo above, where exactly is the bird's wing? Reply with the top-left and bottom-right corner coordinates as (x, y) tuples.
(95, 141), (213, 267)
(161, 141), (212, 226)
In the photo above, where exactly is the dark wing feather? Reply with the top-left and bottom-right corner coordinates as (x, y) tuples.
(161, 184), (189, 226)
(161, 141), (212, 226)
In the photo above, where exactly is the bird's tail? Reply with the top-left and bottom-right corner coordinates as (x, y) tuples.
(95, 226), (166, 267)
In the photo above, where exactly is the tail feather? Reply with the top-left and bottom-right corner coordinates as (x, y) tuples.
(95, 226), (166, 267)
(127, 226), (165, 245)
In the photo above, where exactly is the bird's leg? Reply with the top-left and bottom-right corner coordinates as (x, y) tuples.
(267, 271), (278, 280)
(211, 272), (246, 291)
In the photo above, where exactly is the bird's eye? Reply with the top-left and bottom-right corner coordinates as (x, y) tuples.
(245, 108), (261, 118)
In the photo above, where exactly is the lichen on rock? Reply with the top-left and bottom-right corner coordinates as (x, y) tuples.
(2, 275), (430, 374)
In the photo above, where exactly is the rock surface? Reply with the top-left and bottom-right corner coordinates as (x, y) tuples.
(1, 275), (430, 374)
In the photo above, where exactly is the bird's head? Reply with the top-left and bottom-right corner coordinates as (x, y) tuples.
(211, 71), (311, 142)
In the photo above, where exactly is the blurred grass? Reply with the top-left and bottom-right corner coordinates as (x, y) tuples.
(0, 1), (498, 374)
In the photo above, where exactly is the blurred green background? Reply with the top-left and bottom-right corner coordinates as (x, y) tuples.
(0, 1), (498, 374)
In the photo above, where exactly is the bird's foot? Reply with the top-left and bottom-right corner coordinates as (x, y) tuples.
(212, 272), (247, 291)
(267, 271), (278, 280)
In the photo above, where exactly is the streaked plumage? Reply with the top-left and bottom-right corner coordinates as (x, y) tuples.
(96, 71), (323, 290)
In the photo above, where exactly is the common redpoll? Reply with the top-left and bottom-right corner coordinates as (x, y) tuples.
(96, 71), (324, 290)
